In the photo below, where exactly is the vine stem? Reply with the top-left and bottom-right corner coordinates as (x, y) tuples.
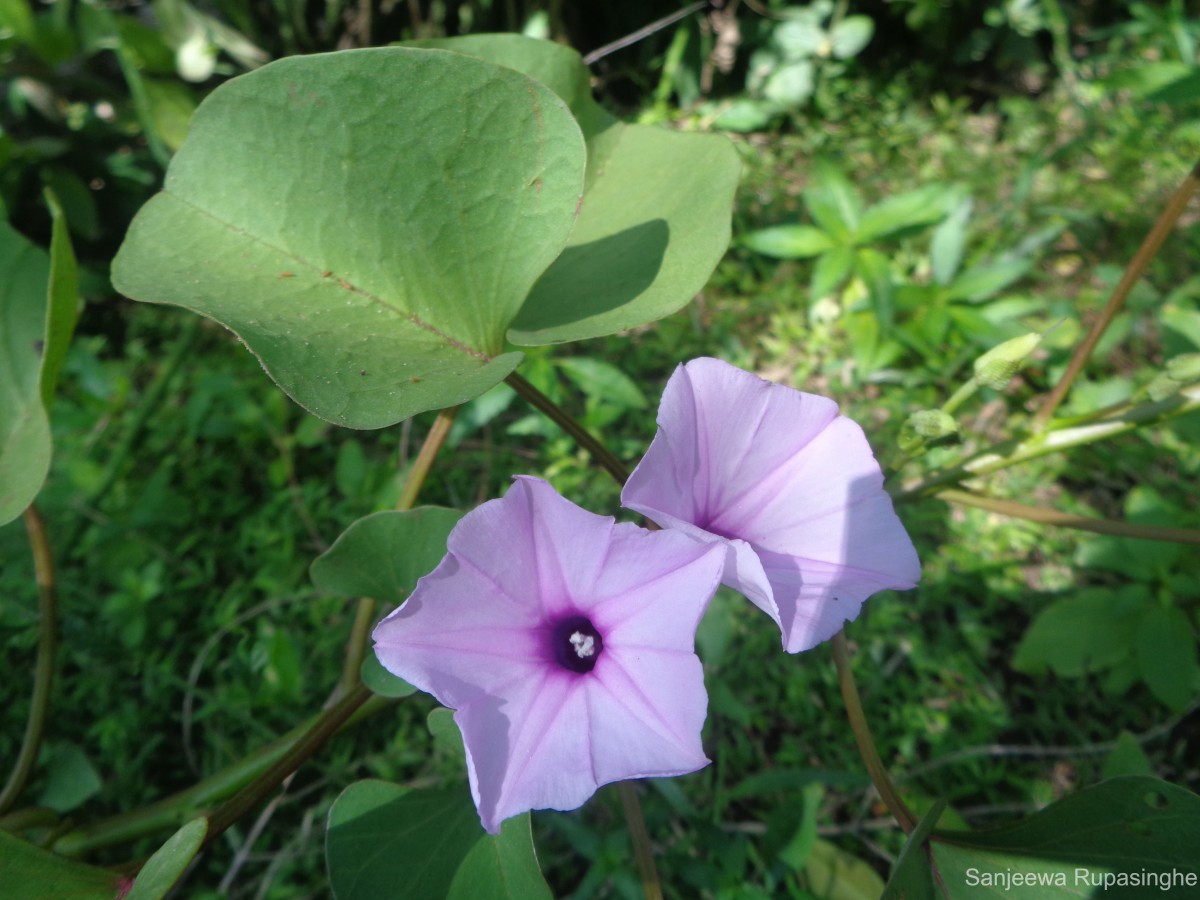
(617, 782), (664, 900)
(505, 371), (631, 485)
(1032, 156), (1200, 430)
(937, 489), (1200, 544)
(893, 383), (1200, 502)
(338, 407), (458, 694)
(0, 506), (58, 815)
(831, 632), (917, 835)
(51, 693), (390, 857)
(200, 682), (373, 851)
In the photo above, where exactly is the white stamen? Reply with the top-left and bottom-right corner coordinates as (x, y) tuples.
(569, 631), (595, 659)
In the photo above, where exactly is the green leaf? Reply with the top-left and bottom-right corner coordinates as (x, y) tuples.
(803, 838), (886, 899)
(881, 800), (946, 900)
(762, 60), (815, 106)
(414, 35), (740, 346)
(829, 15), (873, 59)
(326, 779), (551, 900)
(855, 247), (894, 331)
(929, 777), (1200, 892)
(447, 815), (553, 900)
(310, 507), (464, 606)
(113, 49), (586, 428)
(803, 159), (862, 241)
(0, 195), (79, 526)
(944, 259), (1031, 303)
(1135, 604), (1199, 711)
(856, 183), (949, 244)
(773, 19), (826, 59)
(0, 830), (121, 900)
(37, 742), (103, 813)
(125, 818), (207, 900)
(326, 781), (483, 899)
(1012, 587), (1147, 677)
(931, 194), (972, 285)
(360, 653), (416, 699)
(742, 224), (834, 259)
(1103, 732), (1154, 780)
(555, 356), (647, 411)
(810, 244), (855, 300)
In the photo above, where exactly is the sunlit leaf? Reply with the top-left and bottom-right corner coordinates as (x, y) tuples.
(412, 35), (740, 346)
(114, 48), (586, 427)
(742, 224), (834, 259)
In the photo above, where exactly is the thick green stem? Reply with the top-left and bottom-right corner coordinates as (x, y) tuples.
(201, 683), (372, 850)
(0, 507), (58, 815)
(894, 384), (1200, 502)
(617, 781), (663, 900)
(339, 407), (458, 692)
(51, 693), (389, 857)
(938, 489), (1200, 544)
(831, 632), (917, 834)
(505, 371), (630, 486)
(1033, 156), (1200, 430)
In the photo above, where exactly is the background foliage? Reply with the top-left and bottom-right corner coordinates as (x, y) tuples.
(2, 0), (1198, 896)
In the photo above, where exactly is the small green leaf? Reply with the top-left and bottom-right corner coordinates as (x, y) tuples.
(1135, 604), (1199, 711)
(555, 357), (646, 410)
(37, 742), (103, 813)
(114, 49), (586, 427)
(944, 259), (1031, 303)
(803, 839), (885, 899)
(762, 60), (815, 106)
(931, 194), (972, 286)
(742, 224), (834, 259)
(803, 159), (862, 242)
(310, 507), (464, 606)
(1103, 732), (1153, 780)
(829, 15), (873, 59)
(361, 653), (416, 699)
(0, 830), (120, 899)
(856, 183), (949, 243)
(125, 818), (207, 900)
(810, 244), (855, 300)
(1012, 587), (1147, 677)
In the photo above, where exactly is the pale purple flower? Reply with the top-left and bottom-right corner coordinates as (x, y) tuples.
(622, 358), (920, 653)
(372, 475), (725, 833)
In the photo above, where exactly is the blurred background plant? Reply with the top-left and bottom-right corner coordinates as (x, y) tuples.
(2, 0), (1199, 896)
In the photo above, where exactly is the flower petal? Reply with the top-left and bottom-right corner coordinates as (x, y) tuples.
(373, 554), (546, 708)
(585, 647), (710, 784)
(447, 476), (615, 618)
(589, 523), (755, 647)
(623, 357), (920, 652)
(458, 670), (593, 833)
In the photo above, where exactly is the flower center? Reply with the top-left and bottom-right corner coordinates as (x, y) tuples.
(551, 615), (604, 674)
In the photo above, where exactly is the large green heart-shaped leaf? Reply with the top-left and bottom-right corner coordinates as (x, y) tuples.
(113, 48), (586, 429)
(326, 780), (550, 900)
(883, 777), (1200, 898)
(0, 194), (79, 526)
(412, 35), (741, 345)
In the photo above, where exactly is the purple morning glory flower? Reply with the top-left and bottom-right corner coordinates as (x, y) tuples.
(622, 357), (920, 653)
(372, 475), (725, 833)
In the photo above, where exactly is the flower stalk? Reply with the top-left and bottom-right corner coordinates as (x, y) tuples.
(937, 489), (1200, 544)
(0, 506), (59, 815)
(506, 371), (630, 485)
(617, 781), (664, 900)
(1033, 155), (1200, 430)
(831, 631), (918, 834)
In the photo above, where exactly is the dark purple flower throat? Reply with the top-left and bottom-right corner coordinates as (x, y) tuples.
(551, 615), (604, 674)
